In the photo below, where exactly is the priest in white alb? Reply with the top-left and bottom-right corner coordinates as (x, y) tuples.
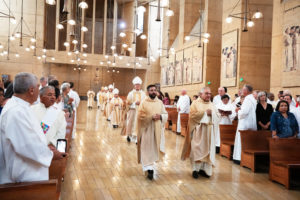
(233, 84), (257, 163)
(213, 87), (231, 106)
(137, 84), (168, 180)
(0, 72), (64, 184)
(125, 76), (146, 142)
(105, 84), (114, 120)
(87, 89), (95, 109)
(102, 86), (108, 112)
(97, 87), (104, 109)
(177, 89), (190, 134)
(181, 87), (216, 179)
(214, 94), (236, 151)
(31, 86), (67, 146)
(68, 82), (80, 138)
(110, 88), (123, 128)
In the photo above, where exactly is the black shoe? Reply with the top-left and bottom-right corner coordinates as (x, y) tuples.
(107, 119), (110, 121)
(113, 125), (117, 128)
(199, 170), (210, 178)
(127, 136), (131, 142)
(192, 171), (199, 179)
(147, 170), (154, 180)
(216, 147), (220, 154)
(233, 160), (240, 165)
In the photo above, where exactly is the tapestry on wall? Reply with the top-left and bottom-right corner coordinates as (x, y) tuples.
(183, 47), (193, 84)
(282, 2), (300, 87)
(175, 51), (184, 85)
(220, 29), (238, 87)
(167, 54), (175, 86)
(160, 58), (168, 86)
(192, 45), (203, 83)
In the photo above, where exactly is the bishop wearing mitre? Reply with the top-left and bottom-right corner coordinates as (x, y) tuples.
(125, 76), (146, 142)
(110, 88), (123, 128)
(181, 87), (216, 179)
(97, 87), (104, 109)
(137, 84), (168, 180)
(87, 89), (95, 109)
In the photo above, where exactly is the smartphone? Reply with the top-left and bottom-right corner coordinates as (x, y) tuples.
(56, 139), (67, 153)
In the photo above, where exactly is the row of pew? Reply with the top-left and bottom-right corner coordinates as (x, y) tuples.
(165, 108), (300, 189)
(220, 124), (300, 189)
(0, 113), (75, 200)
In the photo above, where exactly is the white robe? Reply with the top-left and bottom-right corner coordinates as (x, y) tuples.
(0, 96), (53, 184)
(68, 89), (80, 138)
(31, 103), (67, 146)
(87, 91), (95, 107)
(213, 94), (231, 106)
(290, 105), (300, 135)
(214, 103), (236, 147)
(233, 94), (257, 161)
(126, 89), (146, 137)
(177, 95), (190, 132)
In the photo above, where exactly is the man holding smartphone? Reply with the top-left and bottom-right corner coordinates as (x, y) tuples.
(0, 73), (65, 184)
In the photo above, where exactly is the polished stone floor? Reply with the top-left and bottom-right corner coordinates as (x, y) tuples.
(61, 102), (300, 200)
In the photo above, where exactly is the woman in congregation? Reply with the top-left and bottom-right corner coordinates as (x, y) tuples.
(163, 92), (171, 105)
(256, 92), (274, 130)
(61, 83), (74, 117)
(270, 100), (299, 138)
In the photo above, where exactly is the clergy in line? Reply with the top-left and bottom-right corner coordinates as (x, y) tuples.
(137, 84), (168, 180)
(105, 84), (114, 120)
(181, 87), (216, 179)
(68, 82), (80, 138)
(176, 89), (190, 134)
(125, 76), (146, 142)
(233, 84), (257, 163)
(213, 87), (231, 106)
(87, 89), (95, 109)
(97, 87), (104, 109)
(102, 86), (108, 113)
(0, 72), (64, 184)
(110, 88), (123, 128)
(32, 86), (67, 146)
(214, 94), (236, 151)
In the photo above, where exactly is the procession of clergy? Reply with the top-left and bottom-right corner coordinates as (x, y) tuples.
(1, 72), (299, 185)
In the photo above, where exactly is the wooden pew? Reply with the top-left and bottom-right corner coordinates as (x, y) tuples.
(169, 109), (178, 133)
(240, 130), (271, 172)
(219, 124), (237, 160)
(49, 157), (68, 198)
(0, 180), (58, 200)
(165, 107), (175, 130)
(65, 112), (75, 152)
(269, 138), (300, 189)
(180, 113), (189, 137)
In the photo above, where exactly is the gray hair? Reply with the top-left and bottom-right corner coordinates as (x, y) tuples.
(40, 86), (54, 96)
(257, 91), (266, 103)
(200, 87), (211, 94)
(243, 84), (253, 92)
(61, 82), (70, 92)
(40, 77), (47, 82)
(13, 72), (38, 94)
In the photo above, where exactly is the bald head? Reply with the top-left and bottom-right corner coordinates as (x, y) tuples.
(218, 87), (225, 96)
(181, 89), (187, 96)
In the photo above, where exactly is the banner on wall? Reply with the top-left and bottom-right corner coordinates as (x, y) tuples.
(175, 51), (184, 85)
(220, 29), (238, 87)
(281, 2), (300, 87)
(192, 45), (203, 83)
(167, 54), (175, 86)
(183, 47), (193, 84)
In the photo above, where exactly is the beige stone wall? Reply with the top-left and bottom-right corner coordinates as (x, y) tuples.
(222, 0), (273, 98)
(270, 0), (300, 98)
(160, 0), (222, 99)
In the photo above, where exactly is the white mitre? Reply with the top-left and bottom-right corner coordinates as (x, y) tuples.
(113, 88), (119, 95)
(132, 76), (142, 85)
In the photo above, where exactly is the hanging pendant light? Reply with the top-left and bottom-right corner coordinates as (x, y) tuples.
(46, 0), (56, 5)
(79, 0), (88, 9)
(253, 10), (263, 19)
(156, 0), (161, 22)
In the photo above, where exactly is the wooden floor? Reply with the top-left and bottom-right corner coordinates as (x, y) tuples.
(61, 102), (300, 200)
